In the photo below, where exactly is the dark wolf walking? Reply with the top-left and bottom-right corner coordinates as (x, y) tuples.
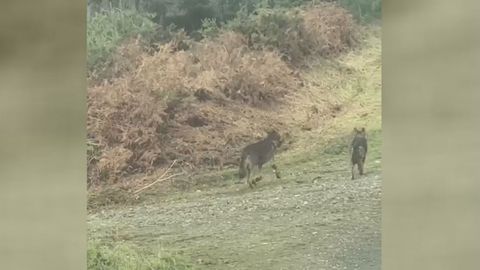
(351, 127), (368, 180)
(239, 130), (282, 188)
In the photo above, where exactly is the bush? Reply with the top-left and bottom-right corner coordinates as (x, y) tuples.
(339, 0), (381, 22)
(88, 0), (378, 36)
(192, 31), (298, 103)
(226, 3), (356, 64)
(227, 8), (307, 63)
(86, 1), (359, 187)
(301, 3), (357, 56)
(88, 0), (316, 33)
(200, 17), (220, 38)
(87, 8), (157, 76)
(87, 241), (192, 270)
(87, 32), (299, 184)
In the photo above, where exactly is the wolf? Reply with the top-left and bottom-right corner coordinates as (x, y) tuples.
(238, 130), (282, 188)
(351, 127), (368, 180)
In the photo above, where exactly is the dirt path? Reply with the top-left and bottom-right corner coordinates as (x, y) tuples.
(88, 156), (381, 270)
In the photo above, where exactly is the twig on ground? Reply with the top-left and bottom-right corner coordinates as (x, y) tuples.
(133, 160), (181, 196)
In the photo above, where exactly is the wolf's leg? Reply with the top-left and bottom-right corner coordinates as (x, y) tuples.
(246, 165), (254, 189)
(271, 164), (281, 179)
(362, 156), (366, 174)
(351, 164), (355, 180)
(252, 167), (262, 186)
(247, 177), (254, 188)
(358, 160), (364, 176)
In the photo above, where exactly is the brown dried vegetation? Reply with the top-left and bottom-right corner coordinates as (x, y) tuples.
(87, 4), (356, 188)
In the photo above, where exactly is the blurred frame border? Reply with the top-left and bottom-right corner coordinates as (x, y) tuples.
(0, 0), (479, 270)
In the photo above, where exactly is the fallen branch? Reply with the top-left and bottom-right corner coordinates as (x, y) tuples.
(158, 159), (177, 179)
(133, 160), (178, 195)
(133, 172), (184, 195)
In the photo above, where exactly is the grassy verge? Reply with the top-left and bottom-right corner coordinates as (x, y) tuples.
(88, 241), (192, 270)
(280, 24), (381, 167)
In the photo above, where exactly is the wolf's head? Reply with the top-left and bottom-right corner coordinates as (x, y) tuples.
(353, 127), (366, 138)
(266, 129), (282, 147)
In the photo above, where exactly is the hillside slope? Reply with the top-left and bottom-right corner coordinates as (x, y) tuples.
(88, 26), (381, 270)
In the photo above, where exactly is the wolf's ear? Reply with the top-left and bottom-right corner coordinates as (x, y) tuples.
(268, 129), (277, 135)
(361, 127), (365, 132)
(353, 127), (359, 133)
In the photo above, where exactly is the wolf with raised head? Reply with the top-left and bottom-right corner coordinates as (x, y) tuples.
(239, 130), (282, 188)
(351, 127), (368, 180)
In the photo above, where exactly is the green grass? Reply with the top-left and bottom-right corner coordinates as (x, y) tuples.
(88, 241), (192, 270)
(275, 127), (381, 185)
(339, 0), (381, 22)
(279, 25), (381, 171)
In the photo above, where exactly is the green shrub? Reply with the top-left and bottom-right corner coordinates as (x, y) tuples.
(339, 0), (381, 21)
(87, 241), (192, 270)
(258, 0), (312, 8)
(200, 17), (220, 38)
(226, 7), (307, 62)
(87, 8), (157, 74)
(226, 4), (356, 64)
